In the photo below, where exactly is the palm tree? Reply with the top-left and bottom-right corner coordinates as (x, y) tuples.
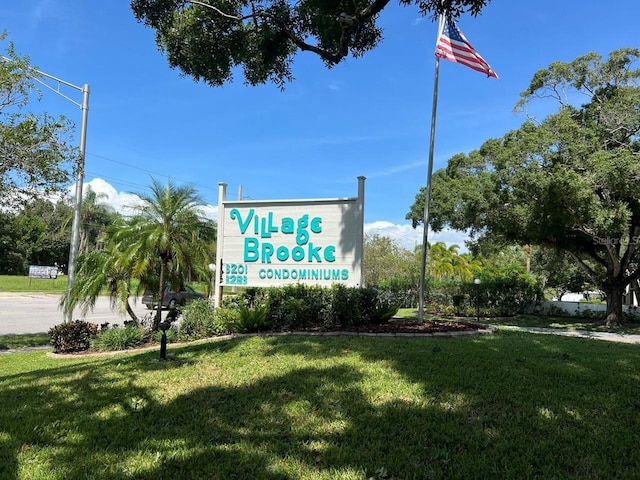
(60, 240), (141, 325)
(62, 186), (116, 255)
(426, 242), (477, 281)
(113, 179), (215, 330)
(78, 187), (116, 253)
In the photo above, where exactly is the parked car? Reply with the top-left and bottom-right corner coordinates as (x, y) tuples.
(142, 285), (205, 310)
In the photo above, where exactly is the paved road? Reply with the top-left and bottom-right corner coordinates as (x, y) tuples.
(0, 293), (151, 335)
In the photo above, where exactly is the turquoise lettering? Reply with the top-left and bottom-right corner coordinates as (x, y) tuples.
(297, 214), (309, 229)
(296, 229), (309, 245)
(324, 245), (336, 262)
(262, 243), (274, 263)
(307, 243), (321, 262)
(311, 217), (322, 233)
(230, 208), (254, 234)
(267, 212), (278, 234)
(253, 213), (259, 234)
(260, 216), (271, 238)
(276, 246), (289, 261)
(244, 238), (259, 262)
(292, 246), (304, 261)
(282, 217), (294, 234)
(296, 214), (309, 245)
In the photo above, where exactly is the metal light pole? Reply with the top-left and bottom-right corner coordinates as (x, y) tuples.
(1, 57), (90, 321)
(474, 278), (481, 323)
(65, 83), (90, 321)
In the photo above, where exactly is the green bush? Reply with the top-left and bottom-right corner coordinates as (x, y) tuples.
(49, 320), (98, 353)
(257, 284), (327, 330)
(376, 276), (417, 308)
(213, 307), (242, 333)
(371, 303), (400, 324)
(423, 271), (543, 318)
(216, 284), (397, 331)
(152, 327), (179, 343)
(178, 299), (224, 340)
(92, 325), (145, 351)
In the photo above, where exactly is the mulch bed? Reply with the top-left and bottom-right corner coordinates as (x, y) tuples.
(47, 318), (490, 358)
(291, 317), (486, 335)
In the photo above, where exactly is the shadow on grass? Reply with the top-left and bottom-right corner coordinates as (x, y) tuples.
(1, 332), (640, 478)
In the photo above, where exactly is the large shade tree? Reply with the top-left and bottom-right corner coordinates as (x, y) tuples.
(363, 233), (415, 286)
(15, 198), (72, 270)
(112, 179), (216, 330)
(130, 0), (491, 88)
(406, 48), (640, 327)
(0, 34), (77, 209)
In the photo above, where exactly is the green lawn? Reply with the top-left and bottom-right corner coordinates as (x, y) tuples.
(0, 274), (68, 293)
(1, 332), (639, 479)
(0, 333), (50, 350)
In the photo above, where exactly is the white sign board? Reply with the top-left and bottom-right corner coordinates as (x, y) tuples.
(214, 178), (365, 305)
(28, 265), (58, 279)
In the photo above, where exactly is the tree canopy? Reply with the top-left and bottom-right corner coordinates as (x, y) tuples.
(130, 0), (491, 88)
(406, 48), (640, 326)
(0, 33), (77, 209)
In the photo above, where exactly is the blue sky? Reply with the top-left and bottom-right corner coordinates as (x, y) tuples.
(2, 1), (639, 251)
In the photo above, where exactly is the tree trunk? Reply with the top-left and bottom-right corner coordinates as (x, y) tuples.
(604, 284), (625, 328)
(125, 299), (140, 327)
(153, 260), (168, 331)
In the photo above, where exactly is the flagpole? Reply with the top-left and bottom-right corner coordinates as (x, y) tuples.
(418, 15), (444, 324)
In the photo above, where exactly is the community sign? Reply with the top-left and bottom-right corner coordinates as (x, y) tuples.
(214, 178), (365, 306)
(28, 265), (58, 279)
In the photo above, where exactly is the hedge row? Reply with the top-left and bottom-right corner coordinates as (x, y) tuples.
(49, 285), (399, 352)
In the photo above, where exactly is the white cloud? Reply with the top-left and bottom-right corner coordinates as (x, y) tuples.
(83, 178), (218, 220)
(83, 178), (142, 217)
(364, 220), (469, 252)
(84, 179), (465, 249)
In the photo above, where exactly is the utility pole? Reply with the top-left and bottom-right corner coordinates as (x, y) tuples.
(2, 57), (90, 321)
(34, 72), (90, 322)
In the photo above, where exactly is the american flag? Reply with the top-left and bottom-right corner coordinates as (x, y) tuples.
(435, 16), (498, 78)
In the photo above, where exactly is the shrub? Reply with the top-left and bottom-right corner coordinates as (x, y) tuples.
(214, 307), (242, 333)
(178, 299), (223, 340)
(218, 284), (396, 331)
(49, 320), (98, 353)
(92, 325), (145, 351)
(376, 276), (417, 308)
(370, 303), (400, 324)
(423, 272), (543, 318)
(258, 284), (326, 330)
(237, 304), (272, 332)
(316, 285), (378, 328)
(152, 327), (179, 343)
